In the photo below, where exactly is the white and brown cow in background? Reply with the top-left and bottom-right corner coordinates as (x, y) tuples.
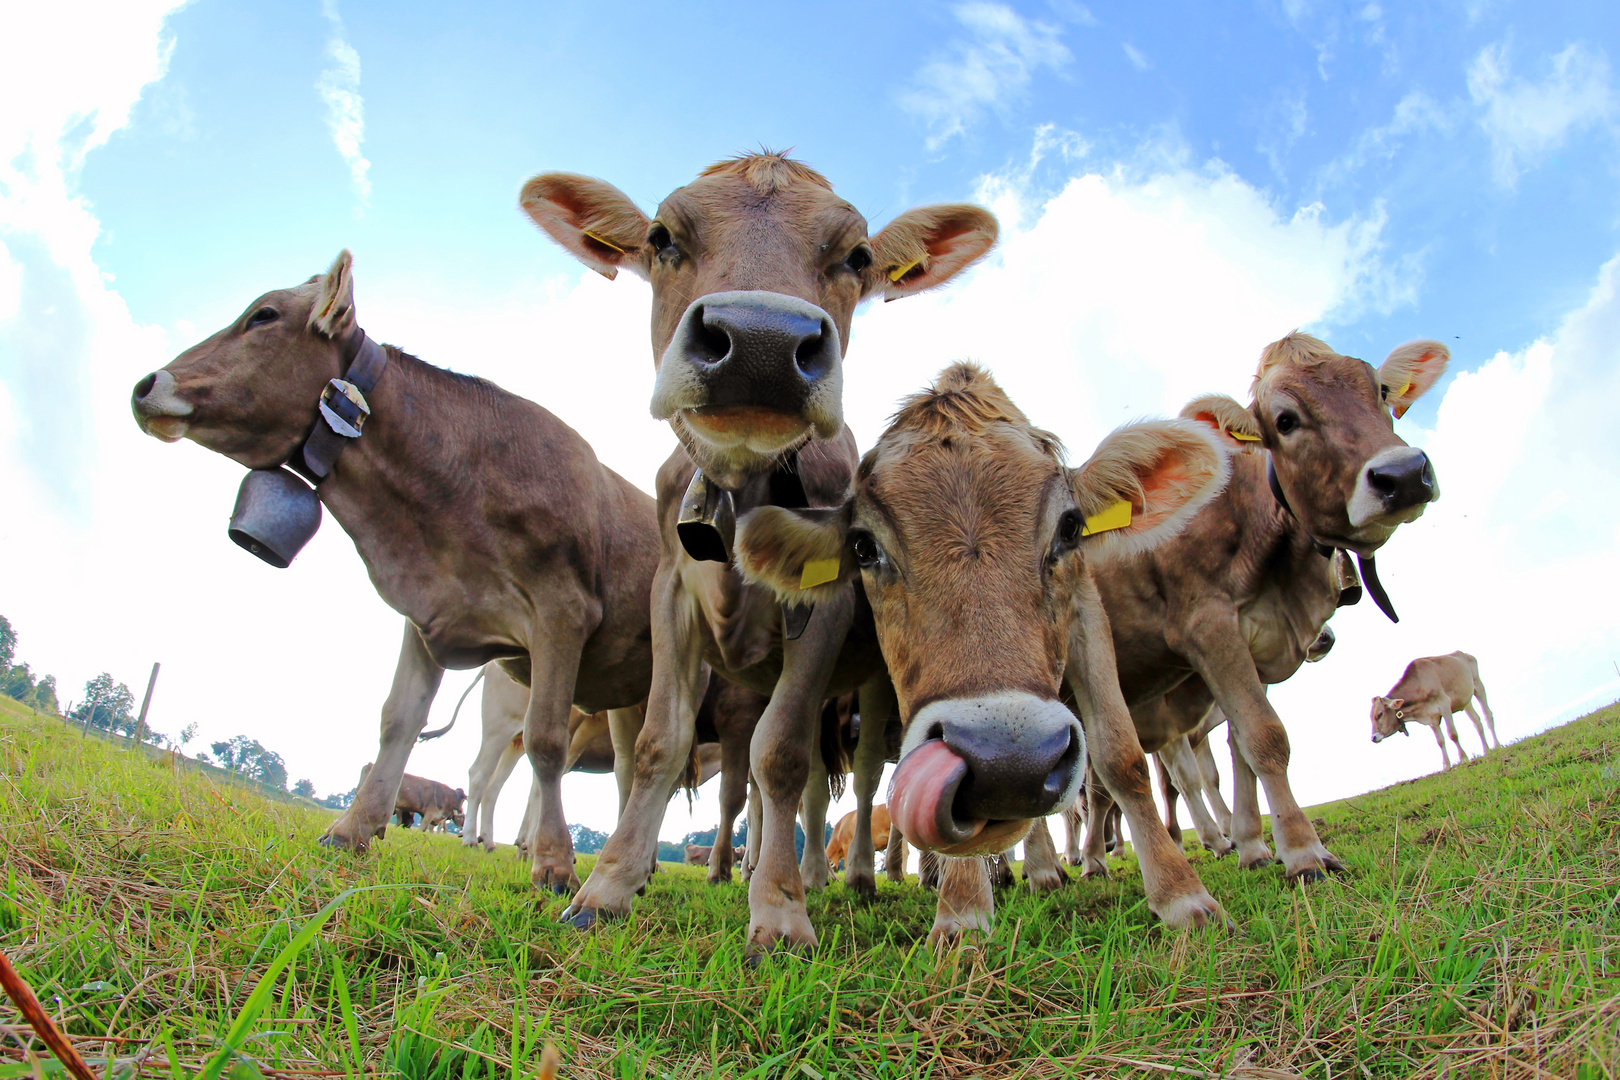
(1372, 651), (1499, 769)
(524, 152), (997, 953)
(739, 363), (1232, 941)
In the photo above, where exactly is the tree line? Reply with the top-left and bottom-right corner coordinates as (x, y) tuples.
(1, 613), (353, 808)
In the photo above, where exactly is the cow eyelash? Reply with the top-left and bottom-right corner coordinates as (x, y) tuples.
(245, 306), (279, 329)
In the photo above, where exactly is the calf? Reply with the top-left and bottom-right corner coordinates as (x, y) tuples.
(1371, 651), (1499, 769)
(525, 152), (996, 952)
(131, 253), (659, 893)
(396, 774), (466, 832)
(739, 364), (1231, 939)
(827, 803), (894, 873)
(1086, 335), (1446, 882)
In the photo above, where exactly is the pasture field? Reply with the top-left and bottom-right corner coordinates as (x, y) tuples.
(1, 692), (1616, 1079)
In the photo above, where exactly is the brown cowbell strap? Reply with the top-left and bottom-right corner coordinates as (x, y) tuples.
(1267, 454), (1399, 623)
(290, 328), (388, 484)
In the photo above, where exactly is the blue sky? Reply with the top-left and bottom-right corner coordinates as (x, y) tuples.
(3, 1), (1618, 846)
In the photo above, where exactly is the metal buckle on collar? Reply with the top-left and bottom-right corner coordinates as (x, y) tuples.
(319, 378), (371, 439)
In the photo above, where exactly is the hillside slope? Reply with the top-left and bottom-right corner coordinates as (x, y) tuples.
(1, 692), (1616, 1078)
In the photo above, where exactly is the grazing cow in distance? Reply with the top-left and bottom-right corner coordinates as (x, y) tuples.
(1078, 335), (1447, 883)
(1371, 651), (1499, 769)
(738, 363), (1231, 941)
(827, 803), (894, 874)
(524, 151), (998, 953)
(130, 252), (660, 894)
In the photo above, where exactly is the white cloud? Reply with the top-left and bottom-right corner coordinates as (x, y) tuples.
(1122, 43), (1150, 72)
(1468, 41), (1615, 188)
(898, 2), (1072, 149)
(317, 0), (372, 206)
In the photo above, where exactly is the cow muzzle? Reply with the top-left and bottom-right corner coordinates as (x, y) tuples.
(889, 693), (1083, 855)
(1306, 625), (1335, 662)
(1348, 445), (1438, 532)
(131, 369), (194, 442)
(652, 291), (843, 459)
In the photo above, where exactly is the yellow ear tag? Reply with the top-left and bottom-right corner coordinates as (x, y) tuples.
(1229, 429), (1261, 442)
(888, 259), (921, 283)
(582, 230), (627, 254)
(1080, 499), (1133, 537)
(800, 557), (841, 589)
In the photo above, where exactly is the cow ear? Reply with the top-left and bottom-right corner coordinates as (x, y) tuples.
(1378, 340), (1449, 419)
(869, 204), (998, 301)
(735, 503), (854, 605)
(309, 250), (357, 339)
(520, 173), (652, 281)
(1069, 419), (1230, 561)
(1390, 698), (1405, 710)
(1180, 393), (1264, 451)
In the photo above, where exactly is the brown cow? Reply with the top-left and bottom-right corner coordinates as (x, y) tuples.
(1071, 335), (1447, 883)
(130, 252), (659, 894)
(738, 363), (1231, 940)
(396, 773), (466, 832)
(827, 803), (893, 873)
(1371, 651), (1499, 769)
(524, 152), (997, 952)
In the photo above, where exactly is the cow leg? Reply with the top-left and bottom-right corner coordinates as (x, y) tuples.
(1068, 575), (1223, 927)
(1156, 754), (1182, 845)
(1185, 613), (1339, 883)
(707, 719), (751, 885)
(747, 593), (855, 956)
(742, 772), (762, 882)
(1160, 736), (1234, 857)
(565, 567), (703, 925)
(847, 674), (897, 899)
(479, 735), (527, 853)
(1193, 734), (1233, 838)
(1106, 805), (1125, 857)
(1432, 722), (1452, 769)
(1061, 800), (1084, 867)
(1079, 766), (1114, 875)
(885, 821), (908, 882)
(931, 856), (994, 946)
(798, 742), (832, 892)
(1021, 817), (1069, 893)
(322, 623), (444, 849)
(1462, 703), (1491, 756)
(522, 629), (590, 895)
(1227, 727), (1273, 867)
(463, 718), (512, 850)
(1473, 685), (1501, 749)
(1444, 713), (1470, 761)
(514, 771), (537, 850)
(606, 707), (644, 822)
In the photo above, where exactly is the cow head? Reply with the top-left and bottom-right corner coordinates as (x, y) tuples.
(1250, 334), (1448, 556)
(522, 153), (998, 488)
(737, 364), (1228, 856)
(131, 251), (362, 467)
(1369, 696), (1410, 742)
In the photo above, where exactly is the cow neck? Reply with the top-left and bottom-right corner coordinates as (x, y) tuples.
(1266, 452), (1399, 623)
(677, 452), (818, 638)
(287, 325), (387, 486)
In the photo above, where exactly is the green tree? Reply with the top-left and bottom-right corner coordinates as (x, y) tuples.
(73, 673), (136, 734)
(318, 787), (356, 810)
(0, 616), (15, 673)
(210, 736), (289, 790)
(292, 779), (316, 798)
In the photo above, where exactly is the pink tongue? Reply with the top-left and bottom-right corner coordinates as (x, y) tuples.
(889, 739), (983, 850)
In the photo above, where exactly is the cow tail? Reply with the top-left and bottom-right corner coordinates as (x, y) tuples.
(419, 666), (485, 742)
(820, 699), (848, 801)
(680, 743), (701, 808)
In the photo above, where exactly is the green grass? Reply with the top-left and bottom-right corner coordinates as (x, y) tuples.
(1, 690), (1617, 1078)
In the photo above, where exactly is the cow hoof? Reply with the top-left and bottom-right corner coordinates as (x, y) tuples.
(1239, 856), (1276, 871)
(846, 875), (878, 902)
(1290, 868), (1326, 885)
(1080, 857), (1109, 877)
(1024, 865), (1069, 894)
(1320, 852), (1348, 873)
(559, 906), (598, 930)
(706, 870), (733, 886)
(1153, 890), (1229, 931)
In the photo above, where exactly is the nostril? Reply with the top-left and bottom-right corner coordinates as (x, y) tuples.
(794, 330), (828, 377)
(1367, 466), (1398, 496)
(924, 721), (945, 744)
(692, 312), (731, 366)
(133, 372), (157, 400)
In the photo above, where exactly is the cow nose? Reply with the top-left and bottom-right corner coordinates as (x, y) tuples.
(133, 372), (157, 400)
(652, 290), (842, 429)
(927, 694), (1083, 821)
(1365, 447), (1436, 511)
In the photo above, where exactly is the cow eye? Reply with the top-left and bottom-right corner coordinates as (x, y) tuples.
(844, 246), (873, 274)
(1054, 510), (1083, 551)
(1275, 410), (1299, 435)
(850, 531), (882, 568)
(648, 223), (678, 260)
(246, 306), (279, 329)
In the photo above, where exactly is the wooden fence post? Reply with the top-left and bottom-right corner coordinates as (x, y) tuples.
(131, 662), (160, 746)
